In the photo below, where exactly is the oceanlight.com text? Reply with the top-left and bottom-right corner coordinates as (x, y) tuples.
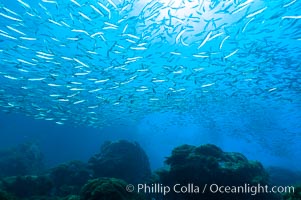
(126, 183), (295, 196)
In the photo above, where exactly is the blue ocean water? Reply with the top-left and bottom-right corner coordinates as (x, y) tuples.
(0, 0), (300, 176)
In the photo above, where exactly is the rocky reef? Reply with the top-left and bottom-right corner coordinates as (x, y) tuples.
(283, 185), (301, 200)
(0, 175), (52, 199)
(88, 140), (151, 184)
(49, 160), (92, 196)
(80, 178), (146, 200)
(0, 189), (16, 200)
(0, 140), (152, 200)
(157, 144), (278, 200)
(0, 141), (291, 200)
(0, 142), (44, 178)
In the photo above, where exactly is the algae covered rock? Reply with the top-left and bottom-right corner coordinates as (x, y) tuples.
(0, 189), (16, 200)
(88, 140), (151, 184)
(49, 160), (92, 196)
(283, 185), (301, 200)
(80, 178), (145, 200)
(60, 195), (81, 200)
(1, 175), (52, 198)
(158, 144), (271, 200)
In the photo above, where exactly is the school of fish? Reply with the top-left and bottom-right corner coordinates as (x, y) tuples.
(0, 0), (300, 140)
